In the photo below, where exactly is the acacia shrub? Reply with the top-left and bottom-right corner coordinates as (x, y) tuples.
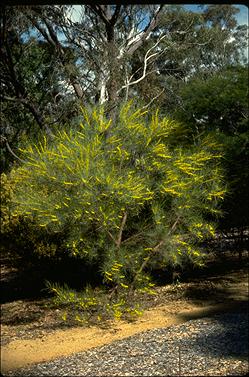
(9, 103), (225, 321)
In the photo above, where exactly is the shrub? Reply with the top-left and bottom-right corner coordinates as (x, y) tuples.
(45, 281), (143, 324)
(9, 103), (225, 321)
(1, 172), (18, 234)
(1, 171), (64, 264)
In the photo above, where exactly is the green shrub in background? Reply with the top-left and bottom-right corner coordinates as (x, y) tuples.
(1, 172), (63, 262)
(8, 103), (225, 322)
(1, 172), (16, 233)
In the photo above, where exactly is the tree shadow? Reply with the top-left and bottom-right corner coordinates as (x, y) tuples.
(1, 249), (248, 329)
(150, 249), (248, 287)
(178, 309), (248, 364)
(176, 250), (249, 304)
(178, 299), (248, 321)
(0, 251), (104, 327)
(1, 274), (46, 304)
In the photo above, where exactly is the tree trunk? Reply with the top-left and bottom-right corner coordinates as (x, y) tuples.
(106, 41), (119, 122)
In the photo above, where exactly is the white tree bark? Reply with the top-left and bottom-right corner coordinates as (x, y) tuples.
(99, 74), (108, 104)
(118, 34), (167, 96)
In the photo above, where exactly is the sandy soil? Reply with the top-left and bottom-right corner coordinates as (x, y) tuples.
(1, 302), (186, 372)
(2, 301), (246, 373)
(1, 252), (248, 373)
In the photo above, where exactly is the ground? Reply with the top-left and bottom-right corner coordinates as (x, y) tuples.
(1, 250), (248, 373)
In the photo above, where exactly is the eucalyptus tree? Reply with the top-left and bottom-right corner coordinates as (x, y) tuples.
(27, 4), (166, 119)
(2, 4), (247, 123)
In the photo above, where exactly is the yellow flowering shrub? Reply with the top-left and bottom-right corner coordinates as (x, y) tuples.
(8, 103), (226, 321)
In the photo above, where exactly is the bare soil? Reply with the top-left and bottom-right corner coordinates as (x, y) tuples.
(1, 251), (248, 373)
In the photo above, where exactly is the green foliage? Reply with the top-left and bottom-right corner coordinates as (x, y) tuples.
(175, 66), (248, 135)
(174, 65), (249, 229)
(216, 132), (249, 229)
(0, 172), (63, 262)
(1, 173), (17, 233)
(10, 104), (225, 293)
(0, 9), (80, 172)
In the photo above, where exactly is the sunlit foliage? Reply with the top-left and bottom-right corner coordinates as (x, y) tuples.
(10, 104), (225, 298)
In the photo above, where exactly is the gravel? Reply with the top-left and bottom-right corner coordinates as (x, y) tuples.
(4, 312), (249, 376)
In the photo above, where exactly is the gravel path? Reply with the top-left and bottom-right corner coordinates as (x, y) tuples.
(4, 312), (248, 376)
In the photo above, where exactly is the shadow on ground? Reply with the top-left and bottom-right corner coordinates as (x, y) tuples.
(178, 299), (248, 321)
(178, 309), (249, 363)
(179, 251), (248, 303)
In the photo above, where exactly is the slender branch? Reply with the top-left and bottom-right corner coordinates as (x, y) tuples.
(1, 95), (54, 137)
(118, 35), (166, 94)
(168, 216), (180, 235)
(89, 5), (110, 25)
(141, 88), (165, 110)
(129, 216), (181, 292)
(106, 212), (127, 248)
(110, 5), (121, 25)
(108, 284), (119, 299)
(107, 230), (117, 245)
(1, 136), (25, 163)
(30, 14), (84, 99)
(122, 224), (151, 244)
(0, 95), (24, 103)
(89, 5), (121, 26)
(42, 17), (61, 47)
(28, 17), (54, 45)
(117, 212), (127, 248)
(118, 68), (157, 95)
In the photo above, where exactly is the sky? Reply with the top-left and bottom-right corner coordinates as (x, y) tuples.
(236, 4), (249, 24)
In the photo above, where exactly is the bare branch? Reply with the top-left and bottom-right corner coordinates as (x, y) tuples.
(107, 212), (128, 248)
(141, 88), (165, 110)
(1, 95), (54, 137)
(117, 212), (127, 248)
(28, 17), (54, 45)
(107, 230), (117, 245)
(168, 216), (180, 235)
(119, 69), (157, 95)
(118, 35), (166, 95)
(89, 5), (121, 26)
(30, 13), (84, 100)
(1, 136), (26, 163)
(110, 5), (121, 25)
(89, 5), (109, 25)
